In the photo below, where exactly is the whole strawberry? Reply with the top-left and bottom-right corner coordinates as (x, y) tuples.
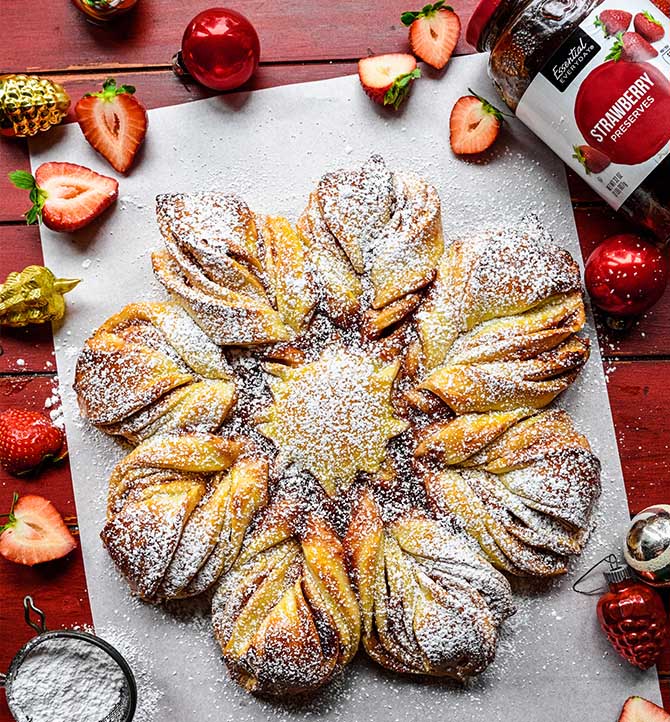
(607, 31), (659, 62)
(573, 145), (611, 174)
(0, 409), (67, 475)
(634, 11), (665, 42)
(595, 9), (632, 36)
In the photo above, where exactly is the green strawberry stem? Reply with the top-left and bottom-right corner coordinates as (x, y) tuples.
(84, 77), (136, 100)
(401, 1), (453, 26)
(606, 33), (624, 62)
(384, 68), (421, 110)
(468, 88), (509, 121)
(8, 170), (48, 225)
(0, 492), (19, 533)
(642, 10), (662, 27)
(572, 146), (591, 175)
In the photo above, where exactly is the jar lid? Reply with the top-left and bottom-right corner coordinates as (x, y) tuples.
(466, 0), (504, 50)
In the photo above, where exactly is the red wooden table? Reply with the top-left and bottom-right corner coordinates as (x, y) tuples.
(2, 1), (670, 719)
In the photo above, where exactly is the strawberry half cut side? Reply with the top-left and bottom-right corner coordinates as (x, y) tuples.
(9, 162), (119, 232)
(75, 78), (148, 174)
(401, 1), (461, 70)
(0, 493), (77, 566)
(358, 54), (421, 109)
(449, 89), (506, 155)
(618, 696), (670, 722)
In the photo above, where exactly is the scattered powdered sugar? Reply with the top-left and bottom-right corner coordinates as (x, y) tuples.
(8, 637), (126, 722)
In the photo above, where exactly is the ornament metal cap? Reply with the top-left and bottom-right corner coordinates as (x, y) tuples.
(603, 564), (632, 585)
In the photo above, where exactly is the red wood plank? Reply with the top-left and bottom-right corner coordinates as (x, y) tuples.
(0, 375), (92, 722)
(3, 0), (477, 72)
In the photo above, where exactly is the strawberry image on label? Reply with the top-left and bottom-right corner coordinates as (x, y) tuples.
(574, 60), (670, 165)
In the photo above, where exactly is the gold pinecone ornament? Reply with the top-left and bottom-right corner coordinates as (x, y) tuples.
(0, 266), (80, 327)
(0, 75), (71, 137)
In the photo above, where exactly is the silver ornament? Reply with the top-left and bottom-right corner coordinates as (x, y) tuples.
(624, 504), (670, 587)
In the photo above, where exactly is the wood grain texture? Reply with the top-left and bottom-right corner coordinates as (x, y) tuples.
(0, 375), (92, 722)
(2, 0), (476, 72)
(2, 0), (670, 713)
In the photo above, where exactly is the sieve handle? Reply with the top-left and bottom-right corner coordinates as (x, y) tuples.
(23, 596), (47, 634)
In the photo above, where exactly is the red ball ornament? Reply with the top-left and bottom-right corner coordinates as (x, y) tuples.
(584, 234), (668, 318)
(172, 8), (260, 91)
(596, 562), (667, 670)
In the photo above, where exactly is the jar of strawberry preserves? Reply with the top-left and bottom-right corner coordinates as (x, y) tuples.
(467, 0), (670, 241)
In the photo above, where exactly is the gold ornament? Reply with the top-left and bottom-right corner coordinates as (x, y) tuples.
(0, 75), (71, 138)
(0, 266), (80, 327)
(71, 0), (139, 23)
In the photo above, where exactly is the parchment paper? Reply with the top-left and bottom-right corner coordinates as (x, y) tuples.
(29, 53), (661, 721)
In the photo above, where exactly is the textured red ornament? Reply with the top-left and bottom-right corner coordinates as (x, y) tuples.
(584, 234), (668, 317)
(596, 565), (667, 670)
(175, 8), (260, 91)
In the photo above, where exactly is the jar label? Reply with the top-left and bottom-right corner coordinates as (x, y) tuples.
(516, 0), (670, 210)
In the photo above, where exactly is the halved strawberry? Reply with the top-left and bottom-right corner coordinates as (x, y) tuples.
(607, 31), (659, 62)
(573, 145), (611, 174)
(0, 493), (76, 566)
(595, 9), (632, 36)
(618, 696), (670, 722)
(401, 1), (461, 70)
(9, 162), (118, 232)
(0, 408), (67, 476)
(75, 78), (148, 174)
(449, 90), (505, 155)
(358, 53), (421, 109)
(634, 11), (665, 42)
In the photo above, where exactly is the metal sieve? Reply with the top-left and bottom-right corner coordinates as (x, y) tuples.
(0, 596), (137, 722)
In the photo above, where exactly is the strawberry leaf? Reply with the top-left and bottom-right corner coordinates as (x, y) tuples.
(467, 88), (508, 122)
(85, 77), (136, 100)
(400, 1), (451, 25)
(594, 17), (607, 34)
(606, 33), (624, 61)
(572, 146), (591, 175)
(384, 68), (421, 109)
(643, 10), (662, 26)
(9, 170), (48, 225)
(0, 492), (19, 534)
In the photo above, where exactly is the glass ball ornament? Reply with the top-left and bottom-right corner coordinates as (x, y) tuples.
(624, 504), (670, 587)
(172, 8), (261, 92)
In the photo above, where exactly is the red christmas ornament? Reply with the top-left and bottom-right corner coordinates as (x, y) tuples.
(172, 8), (260, 91)
(596, 562), (667, 670)
(584, 234), (668, 318)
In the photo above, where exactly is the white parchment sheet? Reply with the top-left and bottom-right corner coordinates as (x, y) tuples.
(29, 53), (661, 721)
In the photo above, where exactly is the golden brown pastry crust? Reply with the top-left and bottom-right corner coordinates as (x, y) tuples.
(74, 158), (602, 700)
(102, 434), (268, 602)
(344, 489), (514, 678)
(212, 499), (360, 696)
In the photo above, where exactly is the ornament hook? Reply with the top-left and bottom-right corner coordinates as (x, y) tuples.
(572, 553), (620, 596)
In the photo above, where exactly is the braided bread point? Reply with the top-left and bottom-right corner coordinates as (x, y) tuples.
(212, 498), (360, 697)
(344, 488), (514, 679)
(412, 223), (588, 414)
(152, 192), (317, 345)
(102, 434), (268, 602)
(421, 409), (601, 576)
(297, 154), (444, 329)
(74, 301), (236, 444)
